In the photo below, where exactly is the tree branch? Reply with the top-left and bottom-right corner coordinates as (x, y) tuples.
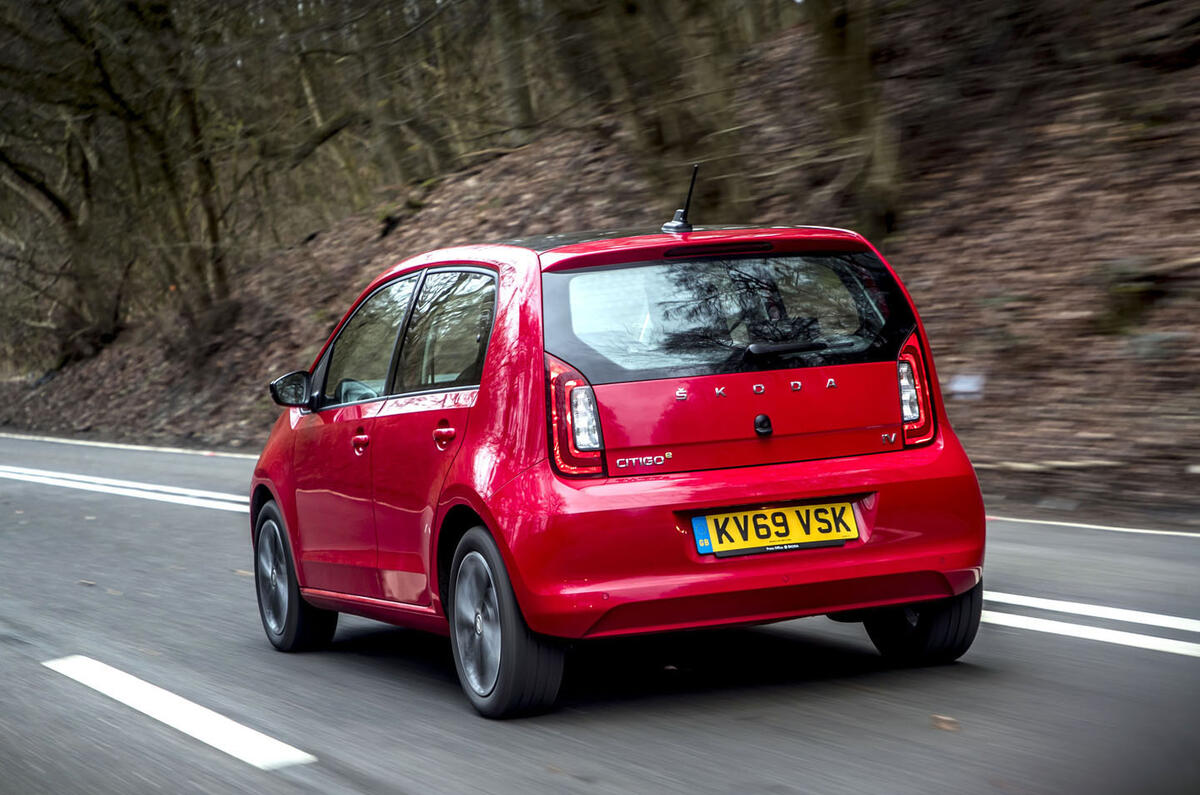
(0, 147), (76, 232)
(287, 110), (365, 170)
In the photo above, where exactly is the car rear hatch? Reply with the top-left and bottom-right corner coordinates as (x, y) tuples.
(541, 241), (925, 477)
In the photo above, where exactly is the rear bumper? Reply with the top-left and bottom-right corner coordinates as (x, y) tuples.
(490, 432), (986, 639)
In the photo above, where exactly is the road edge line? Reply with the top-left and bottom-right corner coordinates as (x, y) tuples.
(0, 464), (248, 503)
(0, 470), (246, 513)
(987, 514), (1197, 538)
(0, 431), (259, 460)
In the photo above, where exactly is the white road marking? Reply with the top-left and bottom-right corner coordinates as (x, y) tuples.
(0, 465), (248, 503)
(988, 514), (1196, 538)
(982, 611), (1200, 658)
(0, 468), (246, 513)
(986, 591), (1200, 634)
(0, 431), (258, 460)
(42, 655), (316, 770)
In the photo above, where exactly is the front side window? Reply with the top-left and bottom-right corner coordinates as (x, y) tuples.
(395, 270), (497, 393)
(321, 276), (417, 406)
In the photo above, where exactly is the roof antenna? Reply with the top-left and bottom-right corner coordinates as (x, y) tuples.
(661, 164), (699, 234)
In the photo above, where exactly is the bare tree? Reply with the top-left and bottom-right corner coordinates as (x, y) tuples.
(0, 0), (828, 372)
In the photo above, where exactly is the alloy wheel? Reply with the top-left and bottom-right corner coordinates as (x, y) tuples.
(257, 519), (290, 635)
(454, 551), (502, 696)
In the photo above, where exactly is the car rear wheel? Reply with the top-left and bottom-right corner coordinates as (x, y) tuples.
(448, 527), (564, 718)
(255, 501), (338, 651)
(864, 582), (982, 665)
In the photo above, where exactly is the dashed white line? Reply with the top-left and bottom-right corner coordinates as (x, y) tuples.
(986, 591), (1200, 634)
(42, 655), (316, 770)
(0, 467), (246, 513)
(982, 611), (1200, 658)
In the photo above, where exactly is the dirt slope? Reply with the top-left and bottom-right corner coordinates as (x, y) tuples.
(2, 14), (1197, 526)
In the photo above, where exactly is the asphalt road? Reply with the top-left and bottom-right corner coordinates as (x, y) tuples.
(1, 432), (1197, 795)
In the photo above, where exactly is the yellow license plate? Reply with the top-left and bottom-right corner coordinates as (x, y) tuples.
(691, 502), (859, 558)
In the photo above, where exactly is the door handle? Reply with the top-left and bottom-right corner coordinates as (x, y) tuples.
(432, 427), (457, 445)
(352, 433), (370, 454)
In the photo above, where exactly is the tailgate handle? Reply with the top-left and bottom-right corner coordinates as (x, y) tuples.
(754, 414), (773, 437)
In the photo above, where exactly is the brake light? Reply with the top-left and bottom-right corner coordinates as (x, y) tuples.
(546, 354), (605, 476)
(897, 332), (935, 446)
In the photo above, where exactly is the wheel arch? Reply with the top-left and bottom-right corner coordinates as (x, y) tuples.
(435, 504), (486, 617)
(250, 483), (278, 546)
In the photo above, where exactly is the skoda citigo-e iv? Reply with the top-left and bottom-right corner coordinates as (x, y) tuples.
(252, 225), (985, 717)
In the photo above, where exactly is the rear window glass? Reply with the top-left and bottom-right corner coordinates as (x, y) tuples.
(542, 252), (916, 384)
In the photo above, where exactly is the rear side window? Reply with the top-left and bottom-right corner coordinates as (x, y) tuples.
(321, 276), (417, 405)
(395, 270), (496, 392)
(542, 252), (915, 384)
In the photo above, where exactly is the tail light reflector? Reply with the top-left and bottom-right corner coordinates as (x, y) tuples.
(546, 354), (605, 477)
(897, 332), (935, 446)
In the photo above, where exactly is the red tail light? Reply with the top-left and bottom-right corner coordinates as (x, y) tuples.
(546, 354), (605, 477)
(897, 332), (935, 446)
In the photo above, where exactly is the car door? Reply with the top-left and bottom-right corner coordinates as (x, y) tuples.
(292, 275), (418, 596)
(372, 268), (498, 605)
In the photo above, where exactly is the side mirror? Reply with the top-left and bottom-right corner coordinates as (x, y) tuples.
(269, 370), (313, 408)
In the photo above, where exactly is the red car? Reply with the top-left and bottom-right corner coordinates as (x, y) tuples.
(251, 224), (985, 717)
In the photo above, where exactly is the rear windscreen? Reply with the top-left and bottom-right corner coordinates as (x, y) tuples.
(542, 252), (916, 384)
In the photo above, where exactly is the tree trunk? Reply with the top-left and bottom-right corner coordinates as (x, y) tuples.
(492, 0), (535, 146)
(806, 0), (899, 237)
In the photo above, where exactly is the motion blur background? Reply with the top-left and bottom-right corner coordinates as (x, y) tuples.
(0, 0), (1196, 522)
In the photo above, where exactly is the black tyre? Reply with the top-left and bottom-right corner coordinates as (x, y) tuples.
(448, 527), (564, 718)
(254, 501), (338, 651)
(864, 582), (982, 665)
